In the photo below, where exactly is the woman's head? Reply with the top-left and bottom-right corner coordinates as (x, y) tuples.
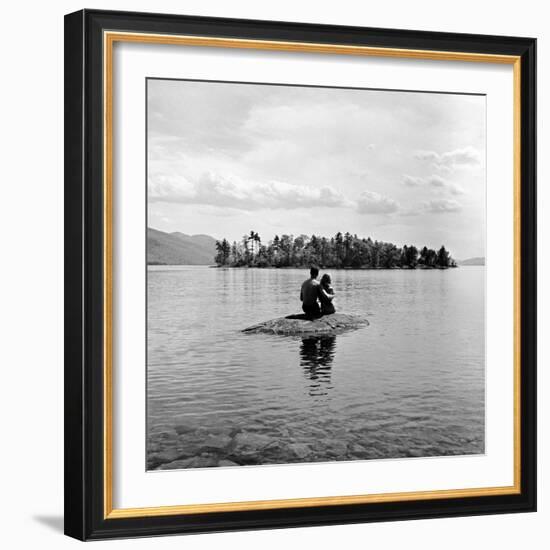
(320, 273), (332, 286)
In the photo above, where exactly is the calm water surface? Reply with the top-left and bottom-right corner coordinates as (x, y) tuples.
(147, 266), (485, 469)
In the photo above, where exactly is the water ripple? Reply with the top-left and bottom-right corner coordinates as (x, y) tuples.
(147, 266), (485, 469)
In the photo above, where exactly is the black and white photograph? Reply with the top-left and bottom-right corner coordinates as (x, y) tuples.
(56, 4), (539, 543)
(146, 78), (486, 471)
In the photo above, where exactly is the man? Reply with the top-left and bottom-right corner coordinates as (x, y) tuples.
(300, 266), (321, 318)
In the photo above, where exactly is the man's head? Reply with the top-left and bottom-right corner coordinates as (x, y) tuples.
(310, 266), (319, 279)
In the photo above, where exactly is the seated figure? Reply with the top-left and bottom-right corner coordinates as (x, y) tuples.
(319, 273), (336, 315)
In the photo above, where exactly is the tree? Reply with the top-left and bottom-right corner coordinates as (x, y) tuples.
(279, 234), (293, 266)
(371, 240), (381, 268)
(241, 235), (250, 264)
(271, 235), (281, 266)
(400, 245), (408, 268)
(320, 237), (330, 266)
(230, 241), (239, 265)
(425, 248), (437, 267)
(436, 245), (450, 268)
(418, 246), (428, 265)
(403, 245), (418, 268)
(350, 237), (365, 267)
(343, 232), (353, 266)
(255, 245), (269, 267)
(334, 232), (344, 267)
(214, 238), (231, 265)
(215, 240), (223, 265)
(305, 234), (320, 266)
(247, 231), (261, 260)
(380, 243), (400, 268)
(292, 234), (307, 266)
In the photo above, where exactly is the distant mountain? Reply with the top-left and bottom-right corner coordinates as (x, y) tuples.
(147, 228), (216, 265)
(458, 257), (485, 266)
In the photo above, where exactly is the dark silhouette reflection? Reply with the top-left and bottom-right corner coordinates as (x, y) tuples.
(300, 336), (336, 397)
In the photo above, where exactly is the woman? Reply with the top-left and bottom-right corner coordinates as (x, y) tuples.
(319, 273), (336, 315)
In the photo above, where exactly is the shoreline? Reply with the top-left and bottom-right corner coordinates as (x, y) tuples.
(148, 264), (464, 270)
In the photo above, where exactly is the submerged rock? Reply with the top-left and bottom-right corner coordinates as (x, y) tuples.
(288, 443), (311, 460)
(147, 448), (185, 470)
(157, 458), (196, 470)
(242, 313), (369, 336)
(201, 434), (232, 452)
(158, 453), (219, 470)
(228, 432), (273, 463)
(218, 459), (240, 467)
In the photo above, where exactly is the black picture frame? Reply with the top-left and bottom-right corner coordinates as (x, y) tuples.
(64, 8), (536, 541)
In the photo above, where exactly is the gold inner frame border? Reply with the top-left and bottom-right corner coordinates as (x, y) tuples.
(102, 30), (522, 520)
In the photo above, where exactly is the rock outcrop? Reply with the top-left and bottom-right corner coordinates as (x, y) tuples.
(242, 313), (369, 336)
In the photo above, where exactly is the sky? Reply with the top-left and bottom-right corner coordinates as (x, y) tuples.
(147, 78), (486, 260)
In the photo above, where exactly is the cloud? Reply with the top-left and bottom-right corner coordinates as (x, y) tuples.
(402, 175), (423, 187)
(414, 146), (481, 169)
(398, 197), (463, 216)
(149, 171), (352, 210)
(423, 199), (462, 213)
(402, 174), (466, 195)
(448, 183), (466, 195)
(151, 172), (403, 217)
(398, 208), (419, 217)
(427, 175), (446, 187)
(356, 191), (400, 214)
(427, 175), (465, 194)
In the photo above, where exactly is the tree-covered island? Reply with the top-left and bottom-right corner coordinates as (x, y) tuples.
(215, 231), (457, 269)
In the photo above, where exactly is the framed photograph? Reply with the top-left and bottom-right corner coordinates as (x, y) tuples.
(64, 9), (536, 540)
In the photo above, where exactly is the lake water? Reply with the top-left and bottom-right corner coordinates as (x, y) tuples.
(147, 266), (485, 470)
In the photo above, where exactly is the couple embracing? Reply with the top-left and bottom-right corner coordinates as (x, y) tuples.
(300, 266), (336, 318)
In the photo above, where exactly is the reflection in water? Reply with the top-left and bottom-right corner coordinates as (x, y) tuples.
(300, 336), (336, 397)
